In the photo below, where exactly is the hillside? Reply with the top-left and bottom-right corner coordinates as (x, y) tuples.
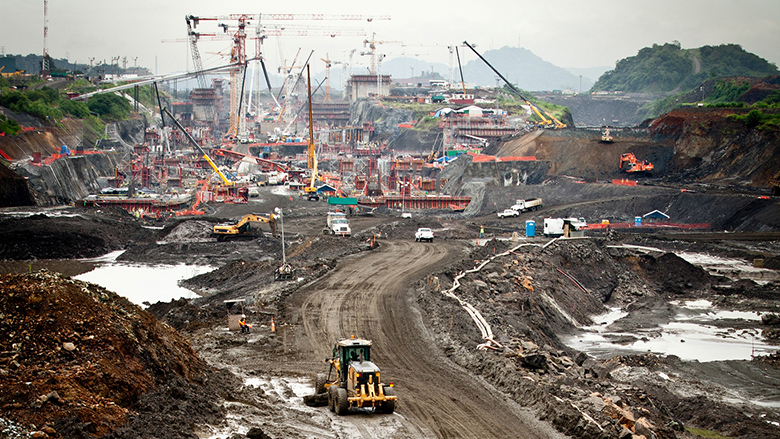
(637, 75), (780, 120)
(593, 43), (778, 94)
(460, 46), (592, 91)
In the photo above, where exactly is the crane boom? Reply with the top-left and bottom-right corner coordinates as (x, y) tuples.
(185, 16), (207, 88)
(304, 64), (319, 199)
(160, 107), (232, 186)
(462, 40), (565, 128)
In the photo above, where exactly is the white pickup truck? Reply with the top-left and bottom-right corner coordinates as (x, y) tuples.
(497, 209), (519, 218)
(511, 198), (543, 212)
(414, 228), (434, 242)
(325, 212), (351, 236)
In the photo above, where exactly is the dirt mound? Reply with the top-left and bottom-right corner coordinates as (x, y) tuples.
(0, 270), (214, 437)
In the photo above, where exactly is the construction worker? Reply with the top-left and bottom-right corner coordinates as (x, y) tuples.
(479, 225), (485, 239)
(239, 315), (251, 333)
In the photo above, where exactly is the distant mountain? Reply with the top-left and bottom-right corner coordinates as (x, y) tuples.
(592, 43), (779, 93)
(460, 46), (593, 91)
(382, 47), (593, 92)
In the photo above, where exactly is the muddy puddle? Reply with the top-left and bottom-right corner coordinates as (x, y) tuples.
(0, 250), (213, 307)
(566, 299), (778, 361)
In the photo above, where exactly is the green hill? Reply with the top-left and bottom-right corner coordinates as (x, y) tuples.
(592, 43), (778, 93)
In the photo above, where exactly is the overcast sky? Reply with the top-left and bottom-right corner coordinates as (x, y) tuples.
(1, 0), (778, 78)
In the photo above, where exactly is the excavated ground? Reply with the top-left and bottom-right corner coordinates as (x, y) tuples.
(1, 183), (779, 439)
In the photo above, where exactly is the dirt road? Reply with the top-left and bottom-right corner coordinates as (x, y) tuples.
(287, 240), (566, 439)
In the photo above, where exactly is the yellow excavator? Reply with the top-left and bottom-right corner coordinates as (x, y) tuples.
(213, 213), (276, 241)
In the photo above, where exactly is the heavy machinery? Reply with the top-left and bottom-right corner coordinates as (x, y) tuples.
(303, 64), (320, 201)
(213, 213), (276, 240)
(315, 336), (397, 415)
(462, 40), (567, 129)
(600, 127), (614, 143)
(619, 153), (654, 174)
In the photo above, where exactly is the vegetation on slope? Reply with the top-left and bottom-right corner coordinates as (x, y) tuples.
(593, 43), (778, 94)
(636, 76), (780, 122)
(1, 77), (164, 136)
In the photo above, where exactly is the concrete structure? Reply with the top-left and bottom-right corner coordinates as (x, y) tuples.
(348, 75), (391, 102)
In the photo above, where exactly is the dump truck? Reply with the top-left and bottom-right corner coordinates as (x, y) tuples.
(325, 212), (351, 236)
(213, 213), (276, 241)
(511, 198), (543, 212)
(312, 336), (397, 415)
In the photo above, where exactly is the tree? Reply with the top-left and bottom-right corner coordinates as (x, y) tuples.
(87, 93), (131, 119)
(745, 109), (762, 128)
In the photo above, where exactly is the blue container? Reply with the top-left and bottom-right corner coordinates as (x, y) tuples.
(634, 216), (642, 227)
(525, 220), (535, 237)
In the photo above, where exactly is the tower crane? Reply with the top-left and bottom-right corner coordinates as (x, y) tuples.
(321, 54), (333, 102)
(361, 32), (402, 75)
(185, 15), (209, 88)
(178, 13), (390, 140)
(42, 0), (50, 78)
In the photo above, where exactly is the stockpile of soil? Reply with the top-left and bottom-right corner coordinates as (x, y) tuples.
(0, 270), (224, 438)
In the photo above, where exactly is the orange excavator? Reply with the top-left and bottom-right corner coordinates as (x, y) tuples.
(620, 153), (654, 174)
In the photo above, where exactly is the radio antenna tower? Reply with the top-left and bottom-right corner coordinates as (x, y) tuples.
(42, 0), (50, 77)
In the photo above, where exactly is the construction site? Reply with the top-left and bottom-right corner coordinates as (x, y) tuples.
(2, 6), (780, 439)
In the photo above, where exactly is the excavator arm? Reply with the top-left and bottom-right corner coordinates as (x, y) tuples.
(213, 213), (276, 237)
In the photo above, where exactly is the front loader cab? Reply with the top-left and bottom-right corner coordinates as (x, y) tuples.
(321, 337), (396, 415)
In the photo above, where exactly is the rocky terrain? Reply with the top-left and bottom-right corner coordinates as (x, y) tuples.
(1, 93), (779, 439)
(0, 182), (778, 438)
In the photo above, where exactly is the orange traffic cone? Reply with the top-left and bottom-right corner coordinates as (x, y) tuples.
(270, 317), (276, 333)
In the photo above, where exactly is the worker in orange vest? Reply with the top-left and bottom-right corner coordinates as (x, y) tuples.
(239, 315), (252, 333)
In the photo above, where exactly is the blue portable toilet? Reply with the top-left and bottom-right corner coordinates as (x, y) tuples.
(525, 220), (535, 237)
(634, 216), (642, 227)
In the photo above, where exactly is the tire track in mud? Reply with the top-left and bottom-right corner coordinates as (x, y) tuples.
(297, 240), (565, 439)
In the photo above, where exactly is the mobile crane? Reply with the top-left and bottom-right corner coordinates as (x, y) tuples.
(303, 64), (320, 201)
(462, 41), (567, 129)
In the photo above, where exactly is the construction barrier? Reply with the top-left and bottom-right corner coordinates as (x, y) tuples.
(612, 179), (638, 186)
(470, 153), (537, 163)
(584, 221), (711, 230)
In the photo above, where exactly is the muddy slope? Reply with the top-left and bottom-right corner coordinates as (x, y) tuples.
(650, 107), (780, 187)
